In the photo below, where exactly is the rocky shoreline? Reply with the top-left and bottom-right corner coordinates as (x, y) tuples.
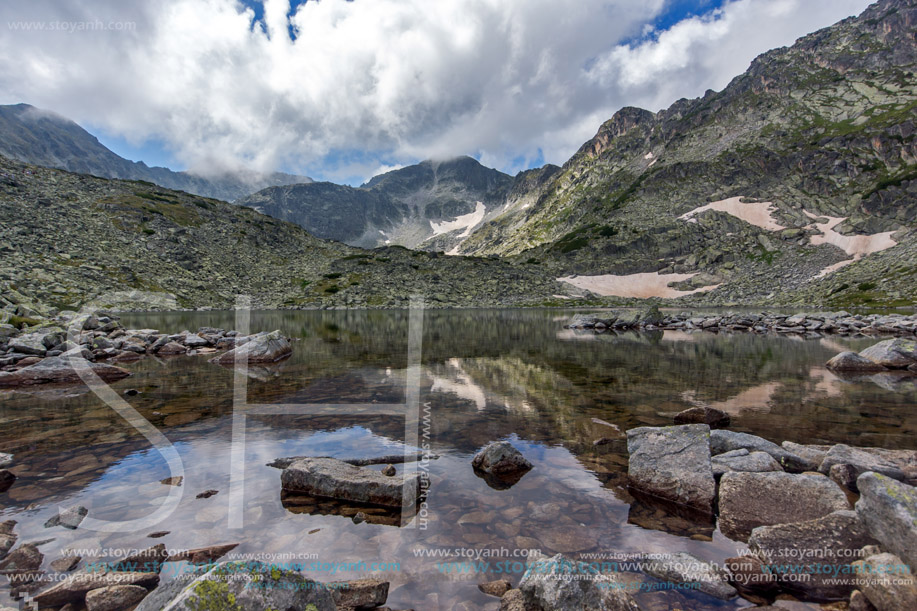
(566, 308), (917, 338)
(0, 310), (293, 387)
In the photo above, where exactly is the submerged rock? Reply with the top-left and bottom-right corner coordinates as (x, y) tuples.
(641, 551), (736, 600)
(518, 552), (642, 611)
(827, 351), (888, 372)
(718, 472), (850, 541)
(281, 457), (422, 508)
(749, 510), (878, 600)
(673, 406), (730, 428)
(626, 424), (715, 513)
(210, 330), (292, 365)
(855, 472), (917, 570)
(45, 505), (89, 530)
(0, 356), (131, 387)
(134, 561), (335, 611)
(472, 441), (533, 489)
(0, 543), (42, 571)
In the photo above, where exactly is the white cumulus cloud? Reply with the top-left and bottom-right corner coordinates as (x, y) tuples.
(0, 0), (872, 180)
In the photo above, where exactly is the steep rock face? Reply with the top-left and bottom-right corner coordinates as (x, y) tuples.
(0, 104), (311, 201)
(456, 0), (917, 307)
(239, 156), (515, 250)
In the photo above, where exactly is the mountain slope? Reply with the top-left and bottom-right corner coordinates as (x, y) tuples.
(457, 0), (917, 307)
(238, 156), (515, 250)
(0, 154), (560, 313)
(0, 104), (312, 201)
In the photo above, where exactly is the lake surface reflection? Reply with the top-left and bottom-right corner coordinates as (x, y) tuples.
(2, 309), (916, 609)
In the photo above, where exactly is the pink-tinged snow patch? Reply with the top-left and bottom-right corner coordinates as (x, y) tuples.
(557, 272), (720, 299)
(803, 211), (897, 278)
(678, 197), (786, 231)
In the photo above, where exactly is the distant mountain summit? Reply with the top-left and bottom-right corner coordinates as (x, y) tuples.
(238, 156), (515, 250)
(0, 103), (311, 201)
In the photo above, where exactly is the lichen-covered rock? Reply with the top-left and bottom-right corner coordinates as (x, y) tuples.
(281, 457), (422, 507)
(134, 561), (335, 611)
(718, 472), (850, 541)
(749, 510), (878, 600)
(627, 424), (715, 513)
(518, 552), (642, 611)
(859, 338), (917, 369)
(855, 472), (917, 571)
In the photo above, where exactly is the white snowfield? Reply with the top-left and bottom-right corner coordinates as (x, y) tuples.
(678, 197), (786, 231)
(430, 201), (486, 239)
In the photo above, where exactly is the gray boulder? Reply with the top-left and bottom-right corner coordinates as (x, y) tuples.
(850, 552), (917, 611)
(718, 472), (850, 541)
(859, 338), (917, 369)
(712, 449), (782, 476)
(627, 424), (715, 513)
(710, 430), (809, 472)
(134, 562), (335, 611)
(819, 445), (911, 482)
(85, 585), (150, 611)
(856, 472), (917, 570)
(281, 457), (422, 508)
(749, 510), (878, 600)
(0, 357), (131, 387)
(826, 351), (888, 372)
(641, 552), (736, 600)
(182, 334), (209, 348)
(781, 441), (831, 472)
(210, 330), (292, 365)
(45, 505), (89, 530)
(8, 329), (63, 356)
(518, 552), (642, 611)
(472, 441), (533, 488)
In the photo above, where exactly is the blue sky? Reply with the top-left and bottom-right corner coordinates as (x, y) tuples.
(10, 0), (865, 186)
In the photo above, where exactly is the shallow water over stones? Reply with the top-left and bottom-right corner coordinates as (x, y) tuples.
(1, 309), (916, 609)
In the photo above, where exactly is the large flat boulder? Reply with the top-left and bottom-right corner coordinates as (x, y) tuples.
(626, 424), (715, 513)
(718, 472), (850, 541)
(749, 510), (878, 601)
(826, 351), (887, 372)
(518, 552), (642, 611)
(855, 472), (917, 570)
(134, 562), (335, 611)
(210, 330), (292, 365)
(0, 356), (131, 387)
(711, 430), (810, 472)
(281, 457), (422, 508)
(859, 338), (917, 369)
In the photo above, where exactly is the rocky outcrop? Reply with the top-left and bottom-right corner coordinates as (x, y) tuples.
(210, 330), (292, 365)
(518, 552), (642, 611)
(627, 424), (715, 513)
(134, 562), (335, 611)
(281, 457), (422, 508)
(855, 472), (917, 571)
(718, 472), (850, 540)
(472, 441), (533, 489)
(749, 510), (878, 600)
